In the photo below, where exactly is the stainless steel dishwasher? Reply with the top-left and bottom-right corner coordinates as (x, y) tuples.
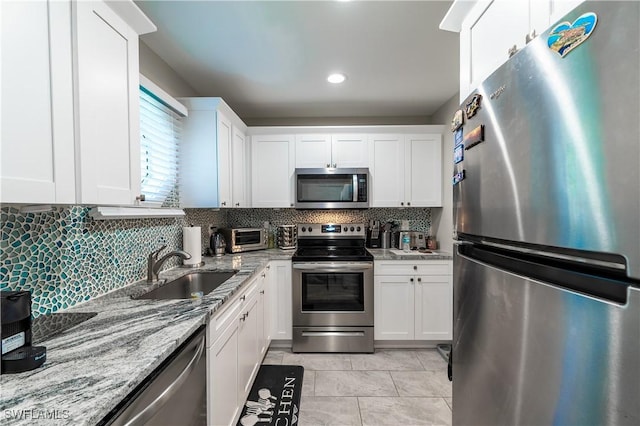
(101, 326), (207, 426)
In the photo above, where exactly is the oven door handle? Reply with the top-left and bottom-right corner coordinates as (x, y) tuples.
(292, 262), (373, 271)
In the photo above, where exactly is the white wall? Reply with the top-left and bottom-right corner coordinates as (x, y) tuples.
(139, 41), (199, 97)
(429, 92), (459, 254)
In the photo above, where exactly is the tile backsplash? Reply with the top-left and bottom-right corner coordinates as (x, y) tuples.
(1, 206), (431, 316)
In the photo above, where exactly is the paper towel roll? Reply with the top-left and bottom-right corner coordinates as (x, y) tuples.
(182, 226), (202, 266)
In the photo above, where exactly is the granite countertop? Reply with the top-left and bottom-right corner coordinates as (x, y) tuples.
(0, 249), (293, 426)
(367, 248), (453, 261)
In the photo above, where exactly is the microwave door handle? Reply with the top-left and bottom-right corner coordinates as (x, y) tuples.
(353, 174), (358, 202)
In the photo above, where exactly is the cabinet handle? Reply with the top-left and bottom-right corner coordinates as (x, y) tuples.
(410, 278), (414, 283)
(260, 290), (265, 294)
(333, 163), (337, 168)
(525, 29), (537, 44)
(221, 201), (227, 206)
(417, 277), (422, 283)
(235, 202), (240, 207)
(261, 273), (266, 278)
(407, 202), (411, 206)
(290, 203), (294, 207)
(400, 202), (404, 206)
(240, 313), (246, 322)
(136, 194), (146, 202)
(508, 45), (518, 58)
(267, 265), (271, 270)
(240, 295), (246, 302)
(413, 265), (418, 270)
(326, 163), (330, 168)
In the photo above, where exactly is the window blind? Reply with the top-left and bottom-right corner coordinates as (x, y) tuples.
(139, 88), (181, 206)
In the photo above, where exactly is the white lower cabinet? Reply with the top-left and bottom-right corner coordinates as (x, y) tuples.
(207, 264), (273, 426)
(374, 261), (453, 341)
(269, 260), (293, 341)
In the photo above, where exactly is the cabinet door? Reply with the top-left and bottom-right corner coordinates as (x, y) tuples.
(208, 318), (240, 426)
(251, 135), (295, 207)
(217, 111), (233, 207)
(459, 0), (529, 100)
(256, 269), (269, 356)
(270, 260), (292, 340)
(404, 134), (442, 207)
(369, 134), (405, 207)
(75, 0), (141, 205)
(232, 126), (248, 207)
(261, 265), (272, 353)
(1, 0), (75, 204)
(179, 109), (218, 208)
(331, 134), (368, 168)
(414, 275), (453, 340)
(238, 295), (259, 400)
(295, 134), (331, 168)
(374, 275), (415, 340)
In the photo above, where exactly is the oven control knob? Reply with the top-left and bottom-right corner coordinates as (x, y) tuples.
(343, 227), (348, 232)
(350, 226), (355, 232)
(356, 226), (361, 232)
(308, 227), (313, 232)
(301, 227), (306, 232)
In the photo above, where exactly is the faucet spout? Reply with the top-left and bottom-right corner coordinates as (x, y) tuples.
(147, 247), (192, 283)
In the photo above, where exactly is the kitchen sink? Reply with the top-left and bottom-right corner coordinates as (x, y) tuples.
(133, 270), (237, 300)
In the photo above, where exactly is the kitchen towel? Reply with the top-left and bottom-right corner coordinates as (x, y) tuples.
(182, 226), (202, 266)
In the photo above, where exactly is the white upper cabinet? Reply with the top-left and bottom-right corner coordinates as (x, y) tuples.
(443, 0), (584, 101)
(216, 111), (233, 207)
(1, 0), (154, 206)
(1, 0), (75, 204)
(74, 1), (141, 205)
(179, 98), (248, 208)
(251, 134), (295, 208)
(404, 134), (442, 207)
(232, 127), (248, 207)
(331, 134), (368, 168)
(295, 134), (332, 168)
(369, 133), (442, 207)
(369, 134), (405, 207)
(295, 133), (368, 169)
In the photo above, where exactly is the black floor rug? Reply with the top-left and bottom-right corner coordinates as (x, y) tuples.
(237, 365), (304, 426)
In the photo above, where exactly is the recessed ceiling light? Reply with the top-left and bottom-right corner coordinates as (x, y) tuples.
(327, 73), (347, 84)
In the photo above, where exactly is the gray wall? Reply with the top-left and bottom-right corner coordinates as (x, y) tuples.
(429, 92), (460, 253)
(139, 41), (199, 97)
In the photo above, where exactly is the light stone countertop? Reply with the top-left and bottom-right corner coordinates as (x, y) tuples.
(0, 249), (293, 426)
(367, 248), (453, 261)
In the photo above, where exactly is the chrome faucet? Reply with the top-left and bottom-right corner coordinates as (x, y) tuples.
(147, 245), (191, 283)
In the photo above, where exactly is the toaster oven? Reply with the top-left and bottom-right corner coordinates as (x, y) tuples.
(219, 228), (268, 253)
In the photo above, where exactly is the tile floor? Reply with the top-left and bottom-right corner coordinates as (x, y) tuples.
(262, 349), (452, 426)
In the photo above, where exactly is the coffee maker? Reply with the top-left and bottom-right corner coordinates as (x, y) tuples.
(1, 291), (46, 374)
(366, 220), (382, 248)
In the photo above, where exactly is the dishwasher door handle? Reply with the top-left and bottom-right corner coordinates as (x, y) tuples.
(124, 335), (206, 426)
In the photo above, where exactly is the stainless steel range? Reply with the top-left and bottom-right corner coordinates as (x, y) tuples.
(292, 223), (374, 353)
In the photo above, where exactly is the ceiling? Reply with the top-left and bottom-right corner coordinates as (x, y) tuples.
(136, 1), (459, 122)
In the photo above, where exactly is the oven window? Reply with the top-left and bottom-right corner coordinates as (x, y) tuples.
(234, 231), (262, 245)
(301, 272), (364, 311)
(297, 174), (353, 202)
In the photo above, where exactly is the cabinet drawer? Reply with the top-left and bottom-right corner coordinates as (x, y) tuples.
(208, 277), (257, 345)
(375, 261), (451, 276)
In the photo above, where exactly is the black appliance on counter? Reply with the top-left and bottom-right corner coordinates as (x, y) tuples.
(366, 220), (381, 248)
(291, 223), (374, 353)
(1, 291), (46, 374)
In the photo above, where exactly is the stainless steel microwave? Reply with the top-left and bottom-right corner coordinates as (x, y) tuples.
(219, 228), (268, 253)
(294, 168), (369, 209)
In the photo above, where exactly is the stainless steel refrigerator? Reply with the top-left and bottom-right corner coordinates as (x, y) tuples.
(452, 2), (639, 425)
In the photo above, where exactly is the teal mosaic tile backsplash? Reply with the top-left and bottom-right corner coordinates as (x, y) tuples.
(1, 206), (189, 317)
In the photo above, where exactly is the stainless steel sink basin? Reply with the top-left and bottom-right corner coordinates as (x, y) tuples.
(134, 270), (237, 300)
